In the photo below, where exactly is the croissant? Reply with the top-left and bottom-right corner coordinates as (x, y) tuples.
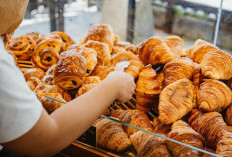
(226, 105), (232, 126)
(84, 40), (111, 66)
(76, 83), (97, 97)
(26, 32), (44, 44)
(32, 34), (63, 71)
(111, 51), (139, 66)
(167, 120), (205, 157)
(81, 24), (115, 51)
(24, 68), (45, 80)
(198, 79), (232, 112)
(114, 41), (137, 54)
(40, 65), (57, 85)
(136, 65), (161, 112)
(193, 63), (201, 108)
(84, 76), (101, 84)
(200, 50), (232, 80)
(5, 35), (36, 60)
(130, 131), (172, 157)
(37, 93), (66, 114)
(60, 49), (78, 58)
(165, 35), (186, 57)
(93, 118), (131, 152)
(137, 36), (179, 65)
(158, 78), (194, 124)
(187, 39), (219, 63)
(51, 31), (73, 51)
(69, 44), (82, 52)
(78, 47), (97, 75)
(124, 59), (144, 79)
(111, 109), (153, 136)
(163, 57), (194, 86)
(91, 65), (114, 80)
(26, 77), (41, 91)
(216, 131), (232, 157)
(112, 46), (126, 55)
(188, 109), (228, 149)
(152, 117), (171, 135)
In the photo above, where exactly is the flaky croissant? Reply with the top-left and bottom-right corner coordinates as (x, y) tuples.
(40, 64), (57, 85)
(158, 78), (194, 124)
(130, 131), (172, 157)
(94, 118), (131, 152)
(81, 24), (115, 51)
(5, 35), (36, 60)
(91, 65), (114, 80)
(165, 35), (186, 57)
(163, 57), (194, 86)
(152, 117), (171, 135)
(124, 59), (144, 79)
(114, 41), (137, 54)
(200, 49), (232, 80)
(137, 36), (179, 65)
(37, 93), (66, 114)
(51, 31), (73, 51)
(32, 34), (63, 71)
(111, 51), (139, 66)
(112, 46), (126, 55)
(60, 49), (78, 58)
(198, 79), (232, 112)
(24, 68), (45, 81)
(226, 105), (232, 126)
(84, 40), (111, 66)
(84, 76), (101, 84)
(54, 55), (86, 90)
(111, 109), (153, 136)
(136, 65), (161, 112)
(167, 120), (205, 157)
(26, 77), (41, 91)
(216, 131), (232, 157)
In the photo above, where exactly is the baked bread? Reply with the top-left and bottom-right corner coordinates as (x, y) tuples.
(124, 59), (144, 79)
(114, 41), (137, 54)
(112, 46), (127, 55)
(24, 68), (45, 80)
(165, 35), (186, 57)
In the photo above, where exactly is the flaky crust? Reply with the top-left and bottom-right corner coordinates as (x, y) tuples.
(153, 117), (171, 135)
(158, 79), (194, 124)
(115, 41), (137, 54)
(76, 83), (97, 97)
(54, 55), (86, 90)
(26, 77), (41, 91)
(226, 105), (232, 126)
(124, 59), (144, 79)
(24, 68), (45, 80)
(26, 32), (44, 44)
(198, 79), (232, 112)
(84, 76), (101, 84)
(200, 50), (232, 80)
(91, 65), (114, 80)
(165, 35), (186, 57)
(51, 31), (73, 51)
(111, 51), (139, 66)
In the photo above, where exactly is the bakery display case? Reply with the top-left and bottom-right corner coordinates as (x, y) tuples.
(5, 0), (232, 156)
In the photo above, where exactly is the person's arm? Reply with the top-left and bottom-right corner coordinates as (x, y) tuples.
(2, 71), (135, 157)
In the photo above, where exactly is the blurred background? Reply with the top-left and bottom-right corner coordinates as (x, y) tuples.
(14, 0), (232, 53)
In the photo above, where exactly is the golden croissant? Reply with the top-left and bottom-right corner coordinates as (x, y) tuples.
(167, 120), (205, 157)
(137, 36), (178, 65)
(114, 41), (137, 55)
(152, 117), (171, 135)
(112, 46), (126, 55)
(216, 131), (232, 157)
(163, 57), (194, 86)
(40, 64), (57, 85)
(24, 68), (45, 81)
(84, 76), (101, 84)
(124, 59), (144, 79)
(136, 65), (161, 112)
(198, 79), (232, 112)
(130, 131), (172, 157)
(93, 118), (131, 152)
(200, 49), (232, 80)
(111, 51), (139, 66)
(226, 105), (232, 126)
(111, 109), (153, 136)
(165, 35), (186, 57)
(91, 65), (114, 80)
(158, 78), (194, 124)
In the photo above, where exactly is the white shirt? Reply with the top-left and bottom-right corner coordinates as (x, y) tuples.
(0, 39), (42, 143)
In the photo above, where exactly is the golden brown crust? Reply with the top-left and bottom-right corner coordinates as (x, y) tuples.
(136, 65), (161, 112)
(163, 57), (194, 86)
(130, 131), (171, 157)
(5, 35), (36, 60)
(167, 120), (205, 157)
(216, 131), (232, 157)
(115, 41), (137, 54)
(200, 50), (232, 80)
(84, 40), (111, 66)
(198, 79), (232, 112)
(226, 105), (232, 126)
(152, 117), (171, 135)
(124, 59), (144, 79)
(94, 118), (131, 152)
(76, 83), (97, 97)
(32, 35), (63, 71)
(111, 51), (139, 66)
(81, 24), (115, 51)
(158, 78), (194, 124)
(60, 49), (78, 58)
(165, 35), (186, 57)
(26, 77), (41, 91)
(112, 46), (126, 55)
(24, 68), (45, 80)
(54, 55), (86, 90)
(84, 76), (101, 84)
(137, 36), (178, 65)
(51, 31), (73, 51)
(91, 65), (114, 80)
(26, 32), (44, 44)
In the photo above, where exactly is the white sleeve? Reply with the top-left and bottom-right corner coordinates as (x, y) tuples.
(0, 41), (42, 143)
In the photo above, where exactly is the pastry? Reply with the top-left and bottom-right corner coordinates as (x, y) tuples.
(111, 51), (139, 66)
(226, 105), (232, 126)
(165, 35), (186, 56)
(51, 31), (73, 51)
(26, 77), (41, 91)
(91, 65), (114, 80)
(84, 76), (101, 84)
(24, 68), (45, 80)
(153, 117), (171, 135)
(26, 32), (44, 44)
(114, 41), (137, 54)
(124, 59), (144, 79)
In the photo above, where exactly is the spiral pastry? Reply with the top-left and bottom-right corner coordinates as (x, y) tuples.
(26, 32), (44, 44)
(32, 35), (63, 71)
(51, 31), (73, 51)
(5, 36), (36, 60)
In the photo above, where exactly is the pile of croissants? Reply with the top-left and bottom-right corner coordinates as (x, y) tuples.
(5, 24), (232, 156)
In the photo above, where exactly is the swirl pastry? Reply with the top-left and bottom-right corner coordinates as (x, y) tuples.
(54, 55), (86, 90)
(115, 41), (137, 54)
(24, 68), (45, 80)
(91, 65), (114, 80)
(137, 36), (178, 65)
(226, 105), (232, 126)
(51, 31), (73, 51)
(32, 35), (63, 71)
(163, 57), (194, 86)
(200, 50), (232, 80)
(111, 51), (139, 66)
(124, 59), (144, 79)
(136, 65), (161, 112)
(165, 35), (186, 57)
(198, 79), (232, 112)
(81, 24), (115, 51)
(94, 118), (131, 152)
(84, 40), (111, 66)
(158, 78), (194, 124)
(26, 32), (44, 44)
(130, 131), (172, 157)
(5, 36), (36, 60)
(167, 120), (205, 157)
(26, 77), (41, 91)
